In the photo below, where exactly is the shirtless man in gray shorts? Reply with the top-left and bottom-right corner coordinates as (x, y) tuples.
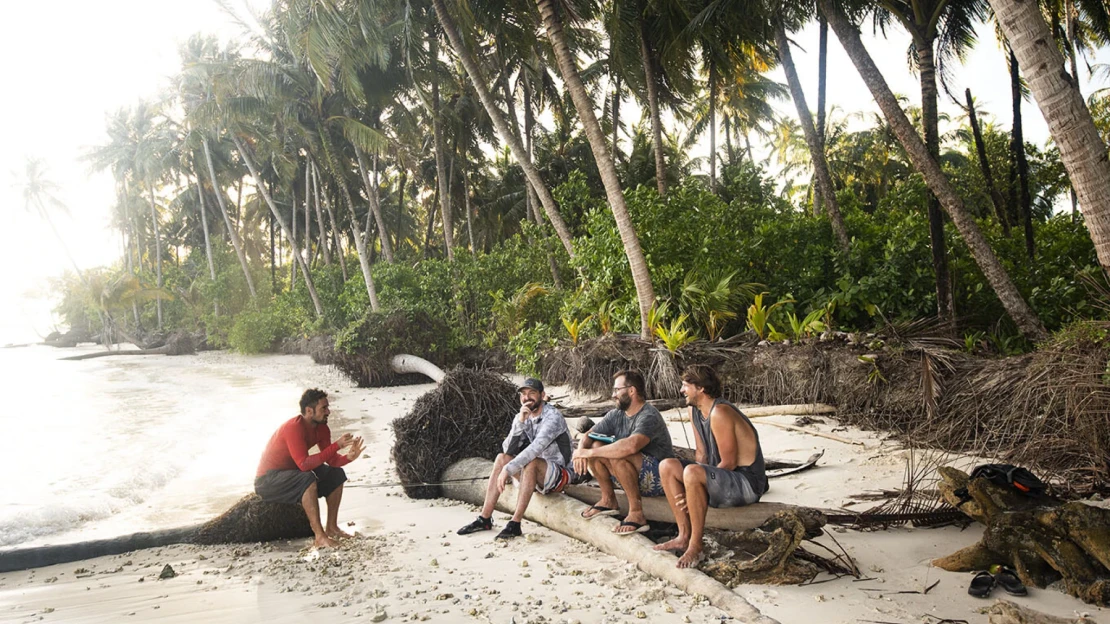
(655, 364), (768, 567)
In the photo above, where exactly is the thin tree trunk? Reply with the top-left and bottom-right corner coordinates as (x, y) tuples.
(1009, 49), (1035, 259)
(1066, 0), (1081, 220)
(641, 19), (667, 196)
(304, 159), (312, 269)
(311, 159), (331, 266)
(775, 23), (850, 252)
(991, 0), (1110, 272)
(612, 73), (621, 155)
(966, 88), (1011, 233)
(537, 0), (656, 338)
(145, 179), (163, 330)
(820, 1), (1047, 341)
(430, 32), (455, 263)
(291, 178), (298, 289)
(195, 177), (218, 317)
(709, 60), (717, 194)
(355, 146), (394, 262)
(396, 167), (406, 256)
(269, 204), (276, 292)
(315, 162), (347, 280)
(432, 0), (577, 257)
(203, 138), (256, 299)
(724, 114), (735, 167)
(917, 39), (955, 322)
(233, 135), (325, 317)
(464, 174), (476, 255)
(815, 11), (829, 215)
(425, 185), (439, 259)
(323, 135), (381, 312)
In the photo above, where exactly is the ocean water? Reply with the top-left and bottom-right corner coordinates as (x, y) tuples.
(0, 345), (353, 550)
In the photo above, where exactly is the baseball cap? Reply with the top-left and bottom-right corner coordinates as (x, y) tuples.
(517, 378), (544, 393)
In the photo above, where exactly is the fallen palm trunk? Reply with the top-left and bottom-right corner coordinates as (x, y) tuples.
(390, 353), (446, 383)
(665, 404), (838, 421)
(61, 347), (171, 361)
(563, 483), (828, 534)
(441, 457), (780, 624)
(0, 495), (311, 573)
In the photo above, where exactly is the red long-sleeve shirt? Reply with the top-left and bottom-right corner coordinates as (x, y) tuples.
(256, 415), (352, 477)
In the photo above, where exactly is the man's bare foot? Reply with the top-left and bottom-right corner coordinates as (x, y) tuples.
(653, 537), (689, 552)
(314, 535), (340, 549)
(326, 528), (354, 539)
(677, 546), (705, 568)
(613, 513), (648, 534)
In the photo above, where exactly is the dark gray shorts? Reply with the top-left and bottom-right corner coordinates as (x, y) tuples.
(254, 465), (347, 505)
(681, 459), (759, 508)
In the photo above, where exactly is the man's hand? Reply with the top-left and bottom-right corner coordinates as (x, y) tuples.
(344, 437), (365, 461)
(572, 448), (592, 476)
(496, 467), (512, 493)
(336, 433), (355, 450)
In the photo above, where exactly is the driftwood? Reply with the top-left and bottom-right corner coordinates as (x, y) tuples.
(441, 457), (780, 624)
(933, 466), (1110, 606)
(559, 397), (686, 420)
(665, 403), (838, 422)
(0, 495), (310, 573)
(987, 599), (1097, 623)
(390, 353), (446, 383)
(563, 483), (828, 535)
(59, 331), (196, 361)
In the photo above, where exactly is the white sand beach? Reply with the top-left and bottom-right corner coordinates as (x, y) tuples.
(1, 351), (1106, 623)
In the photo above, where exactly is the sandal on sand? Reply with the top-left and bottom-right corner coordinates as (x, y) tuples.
(968, 571), (995, 598)
(613, 520), (650, 535)
(992, 565), (1028, 596)
(581, 505), (619, 520)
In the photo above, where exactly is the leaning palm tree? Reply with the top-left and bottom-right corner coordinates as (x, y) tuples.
(535, 0), (656, 339)
(987, 0), (1110, 277)
(819, 0), (1046, 341)
(16, 159), (88, 286)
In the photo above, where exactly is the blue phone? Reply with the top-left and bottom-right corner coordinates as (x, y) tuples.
(588, 432), (616, 444)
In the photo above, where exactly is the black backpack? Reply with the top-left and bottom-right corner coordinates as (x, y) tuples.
(967, 463), (1047, 495)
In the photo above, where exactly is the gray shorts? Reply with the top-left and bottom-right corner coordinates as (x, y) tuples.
(254, 465), (347, 505)
(682, 459), (760, 508)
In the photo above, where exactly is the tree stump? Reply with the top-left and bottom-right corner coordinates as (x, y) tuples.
(932, 466), (1110, 606)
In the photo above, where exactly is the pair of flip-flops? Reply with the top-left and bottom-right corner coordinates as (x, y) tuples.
(968, 565), (1028, 598)
(580, 505), (650, 535)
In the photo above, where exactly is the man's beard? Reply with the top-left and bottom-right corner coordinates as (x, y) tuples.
(523, 399), (541, 411)
(616, 395), (632, 411)
(682, 393), (694, 406)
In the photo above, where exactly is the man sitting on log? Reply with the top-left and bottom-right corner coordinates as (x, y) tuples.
(656, 365), (768, 567)
(457, 377), (574, 539)
(254, 388), (365, 549)
(573, 370), (675, 535)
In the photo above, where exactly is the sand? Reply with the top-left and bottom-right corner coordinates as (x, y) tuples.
(1, 353), (1108, 623)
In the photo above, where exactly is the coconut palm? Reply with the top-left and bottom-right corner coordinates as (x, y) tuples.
(535, 0), (656, 339)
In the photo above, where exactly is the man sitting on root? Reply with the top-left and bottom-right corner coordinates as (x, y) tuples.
(255, 388), (365, 549)
(457, 377), (573, 540)
(655, 364), (768, 567)
(573, 370), (674, 535)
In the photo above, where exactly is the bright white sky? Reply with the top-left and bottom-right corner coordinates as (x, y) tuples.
(0, 0), (1107, 339)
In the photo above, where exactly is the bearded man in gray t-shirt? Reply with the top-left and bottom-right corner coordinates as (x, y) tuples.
(572, 370), (674, 535)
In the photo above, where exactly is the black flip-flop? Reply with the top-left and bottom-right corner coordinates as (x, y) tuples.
(613, 520), (650, 535)
(993, 565), (1028, 596)
(581, 505), (619, 520)
(968, 570), (995, 598)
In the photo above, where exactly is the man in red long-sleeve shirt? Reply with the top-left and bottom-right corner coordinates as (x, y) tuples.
(255, 388), (365, 548)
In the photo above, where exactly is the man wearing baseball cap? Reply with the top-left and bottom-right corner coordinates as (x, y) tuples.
(457, 377), (573, 539)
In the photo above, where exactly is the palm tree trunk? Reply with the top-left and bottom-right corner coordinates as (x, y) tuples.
(537, 0), (656, 339)
(396, 167), (406, 256)
(640, 19), (667, 196)
(291, 181), (298, 289)
(917, 39), (954, 322)
(775, 23), (850, 252)
(990, 0), (1110, 273)
(1066, 0), (1081, 219)
(232, 135), (325, 317)
(304, 161), (311, 270)
(430, 32), (455, 263)
(724, 115), (735, 166)
(320, 137), (381, 312)
(203, 138), (256, 298)
(815, 10), (829, 215)
(820, 0), (1047, 341)
(966, 88), (1011, 234)
(464, 174), (476, 255)
(195, 178), (218, 316)
(612, 73), (621, 156)
(355, 146), (394, 262)
(432, 0), (576, 257)
(145, 179), (163, 330)
(709, 60), (717, 194)
(1009, 49), (1035, 259)
(310, 160), (331, 266)
(314, 162), (347, 280)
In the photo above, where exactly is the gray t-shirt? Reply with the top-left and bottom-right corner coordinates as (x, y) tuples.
(592, 403), (674, 461)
